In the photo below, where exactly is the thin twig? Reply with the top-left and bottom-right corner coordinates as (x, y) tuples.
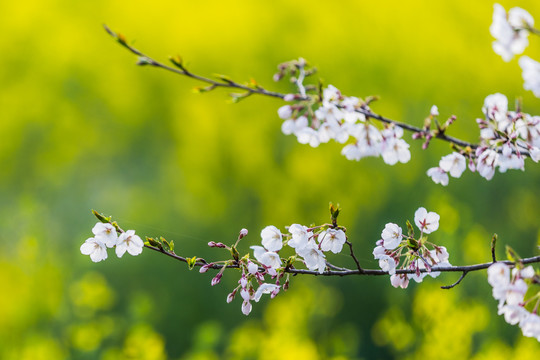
(441, 271), (468, 289)
(346, 240), (365, 273)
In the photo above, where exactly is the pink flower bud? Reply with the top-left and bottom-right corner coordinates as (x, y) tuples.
(227, 290), (236, 303)
(283, 94), (295, 102)
(270, 284), (280, 299)
(199, 264), (211, 273)
(208, 241), (217, 247)
(211, 273), (222, 286)
(239, 274), (248, 288)
(238, 228), (248, 240)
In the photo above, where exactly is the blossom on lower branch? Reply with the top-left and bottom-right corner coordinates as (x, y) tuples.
(488, 262), (540, 341)
(217, 223), (347, 315)
(373, 207), (450, 289)
(81, 222), (143, 262)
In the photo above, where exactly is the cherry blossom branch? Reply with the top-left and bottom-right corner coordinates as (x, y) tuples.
(95, 210), (540, 278)
(103, 25), (503, 154)
(103, 25), (286, 101)
(143, 239), (540, 277)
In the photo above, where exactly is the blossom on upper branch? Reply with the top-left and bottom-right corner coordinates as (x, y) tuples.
(116, 230), (144, 257)
(429, 93), (540, 185)
(519, 56), (540, 98)
(81, 222), (144, 262)
(80, 237), (108, 262)
(92, 222), (118, 248)
(490, 4), (534, 62)
(277, 81), (411, 166)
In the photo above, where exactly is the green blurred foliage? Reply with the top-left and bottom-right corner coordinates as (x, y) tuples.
(1, 0), (540, 358)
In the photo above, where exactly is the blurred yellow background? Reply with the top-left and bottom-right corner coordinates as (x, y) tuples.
(1, 0), (540, 359)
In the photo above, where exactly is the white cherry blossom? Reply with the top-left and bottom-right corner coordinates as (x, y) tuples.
(287, 224), (310, 251)
(318, 228), (346, 254)
(381, 138), (411, 165)
(281, 115), (308, 135)
(92, 222), (118, 248)
(277, 105), (293, 120)
(80, 237), (108, 262)
(250, 246), (282, 269)
(520, 313), (540, 340)
(490, 4), (533, 62)
(519, 56), (540, 97)
(378, 255), (396, 275)
(380, 223), (402, 250)
(427, 167), (449, 186)
(296, 240), (326, 274)
(414, 207), (440, 234)
(261, 225), (283, 252)
(439, 152), (466, 178)
(253, 283), (280, 302)
(116, 230), (144, 258)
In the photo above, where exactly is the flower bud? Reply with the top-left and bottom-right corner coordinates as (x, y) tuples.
(247, 260), (258, 275)
(238, 228), (248, 240)
(227, 289), (237, 303)
(283, 94), (295, 102)
(199, 264), (211, 273)
(211, 273), (222, 286)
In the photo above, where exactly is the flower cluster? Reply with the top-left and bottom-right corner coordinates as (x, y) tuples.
(428, 93), (540, 185)
(216, 223), (347, 315)
(491, 4), (540, 99)
(490, 4), (534, 62)
(80, 222), (144, 262)
(278, 84), (411, 165)
(373, 207), (450, 288)
(488, 262), (540, 341)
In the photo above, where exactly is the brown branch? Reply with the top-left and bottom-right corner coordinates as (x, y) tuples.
(103, 24), (533, 157)
(441, 271), (468, 289)
(346, 240), (365, 273)
(143, 243), (540, 278)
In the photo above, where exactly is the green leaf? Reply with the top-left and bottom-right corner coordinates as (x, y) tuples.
(186, 256), (197, 270)
(161, 237), (171, 253)
(230, 245), (240, 262)
(505, 245), (521, 264)
(406, 220), (415, 238)
(329, 202), (340, 223)
(92, 210), (111, 223)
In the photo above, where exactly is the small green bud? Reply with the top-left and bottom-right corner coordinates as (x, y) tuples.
(406, 220), (415, 238)
(161, 237), (171, 253)
(187, 256), (197, 270)
(230, 245), (240, 262)
(92, 210), (111, 223)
